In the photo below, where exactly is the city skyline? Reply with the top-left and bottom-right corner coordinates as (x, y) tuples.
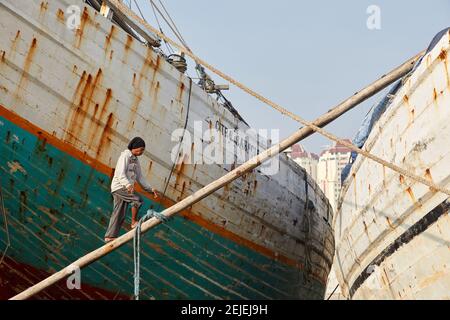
(286, 141), (352, 211)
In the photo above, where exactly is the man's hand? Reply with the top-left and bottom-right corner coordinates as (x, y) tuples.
(151, 188), (159, 199)
(126, 184), (134, 194)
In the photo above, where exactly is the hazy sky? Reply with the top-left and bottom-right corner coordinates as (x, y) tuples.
(132, 0), (450, 154)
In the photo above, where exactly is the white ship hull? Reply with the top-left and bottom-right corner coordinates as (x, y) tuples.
(333, 30), (450, 300)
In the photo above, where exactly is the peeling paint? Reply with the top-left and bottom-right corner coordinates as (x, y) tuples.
(7, 160), (27, 175)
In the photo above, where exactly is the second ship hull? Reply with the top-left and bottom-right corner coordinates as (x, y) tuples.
(333, 29), (450, 300)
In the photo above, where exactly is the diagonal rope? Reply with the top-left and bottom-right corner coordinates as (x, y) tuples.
(132, 0), (173, 54)
(327, 284), (340, 300)
(148, 0), (191, 51)
(148, 0), (174, 54)
(106, 1), (450, 196)
(131, 0), (145, 20)
(156, 0), (190, 50)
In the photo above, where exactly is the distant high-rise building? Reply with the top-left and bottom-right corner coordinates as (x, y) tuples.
(317, 140), (352, 210)
(285, 144), (319, 182)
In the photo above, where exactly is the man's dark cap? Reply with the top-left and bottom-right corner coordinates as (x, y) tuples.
(128, 137), (146, 150)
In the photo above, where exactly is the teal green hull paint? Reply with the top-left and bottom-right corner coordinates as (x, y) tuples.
(0, 115), (325, 299)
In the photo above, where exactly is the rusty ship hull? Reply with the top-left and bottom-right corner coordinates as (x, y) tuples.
(0, 0), (334, 299)
(332, 30), (450, 299)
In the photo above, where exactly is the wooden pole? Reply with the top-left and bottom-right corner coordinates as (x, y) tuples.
(10, 52), (423, 300)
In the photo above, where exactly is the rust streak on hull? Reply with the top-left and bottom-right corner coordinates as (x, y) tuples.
(16, 37), (38, 94)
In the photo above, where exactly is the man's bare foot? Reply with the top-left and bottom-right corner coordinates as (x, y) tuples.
(104, 237), (116, 243)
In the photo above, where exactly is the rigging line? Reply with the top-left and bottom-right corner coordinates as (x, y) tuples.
(327, 284), (340, 300)
(132, 0), (172, 54)
(148, 0), (174, 54)
(157, 0), (190, 50)
(132, 0), (146, 21)
(132, 0), (165, 46)
(162, 78), (193, 199)
(150, 0), (186, 47)
(148, 0), (181, 52)
(149, 0), (190, 51)
(0, 186), (11, 266)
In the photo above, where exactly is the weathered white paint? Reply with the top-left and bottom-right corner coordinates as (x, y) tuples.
(333, 30), (450, 300)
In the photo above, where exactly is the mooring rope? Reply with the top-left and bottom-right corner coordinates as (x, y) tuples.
(133, 209), (170, 300)
(132, 77), (192, 300)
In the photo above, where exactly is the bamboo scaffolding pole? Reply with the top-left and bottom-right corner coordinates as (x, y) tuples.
(10, 50), (423, 300)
